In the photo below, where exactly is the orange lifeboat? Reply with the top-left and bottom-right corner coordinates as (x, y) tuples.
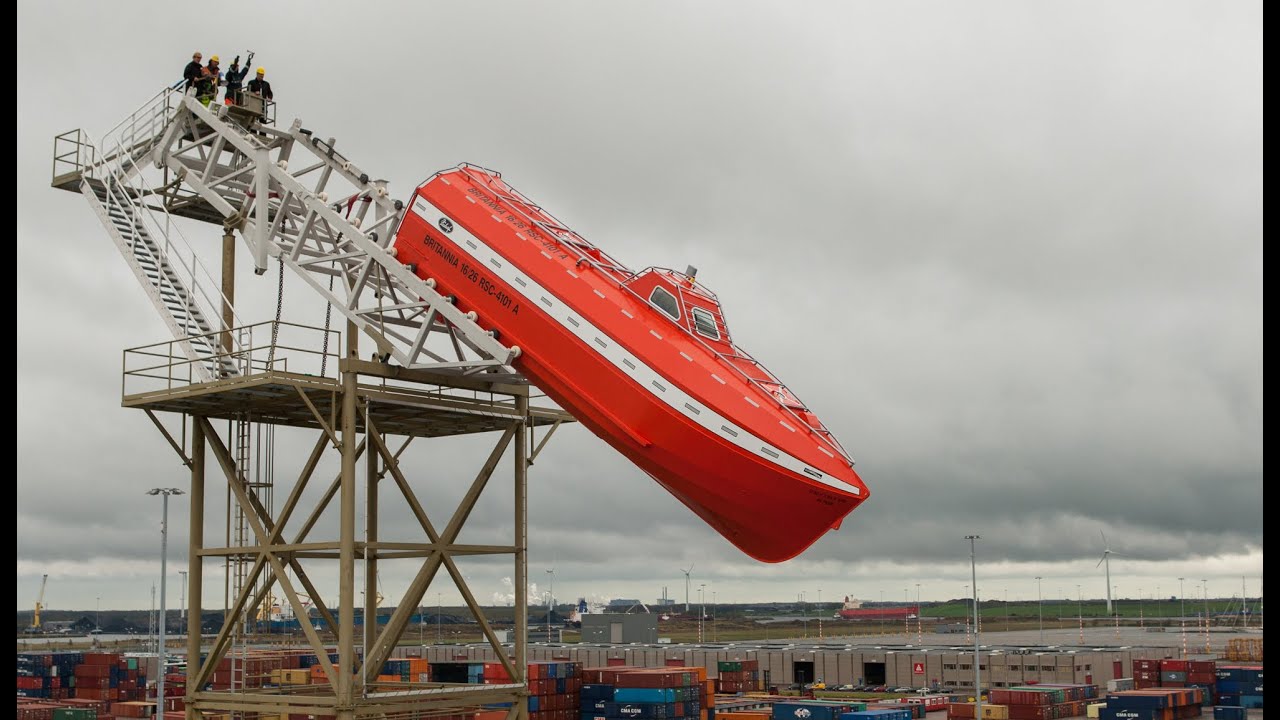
(391, 164), (868, 562)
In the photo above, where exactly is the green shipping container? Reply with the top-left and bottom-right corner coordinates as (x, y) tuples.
(719, 662), (743, 672)
(53, 709), (97, 720)
(127, 657), (139, 670)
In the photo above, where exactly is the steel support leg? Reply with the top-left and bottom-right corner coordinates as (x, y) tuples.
(186, 418), (204, 720)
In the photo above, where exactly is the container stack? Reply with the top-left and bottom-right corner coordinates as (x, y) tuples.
(1131, 658), (1219, 703)
(1100, 687), (1205, 720)
(525, 661), (583, 720)
(1213, 665), (1262, 710)
(580, 667), (708, 720)
(949, 684), (1098, 720)
(1134, 659), (1162, 689)
(715, 661), (760, 693)
(1159, 659), (1190, 688)
(17, 652), (83, 700)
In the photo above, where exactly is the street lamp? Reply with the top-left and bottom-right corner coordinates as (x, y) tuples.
(1035, 577), (1043, 645)
(546, 569), (555, 642)
(713, 591), (718, 642)
(147, 487), (184, 720)
(1076, 584), (1083, 644)
(915, 583), (922, 644)
(1201, 579), (1210, 652)
(965, 535), (982, 718)
(701, 579), (711, 640)
(96, 596), (101, 633)
(178, 571), (188, 623)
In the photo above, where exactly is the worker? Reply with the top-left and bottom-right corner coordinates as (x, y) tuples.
(247, 66), (273, 101)
(223, 55), (249, 105)
(182, 51), (204, 92)
(197, 55), (222, 107)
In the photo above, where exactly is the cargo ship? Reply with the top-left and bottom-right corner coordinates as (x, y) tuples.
(391, 164), (869, 562)
(836, 596), (918, 621)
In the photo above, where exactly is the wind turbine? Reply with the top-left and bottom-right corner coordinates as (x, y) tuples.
(1097, 531), (1123, 615)
(681, 564), (694, 613)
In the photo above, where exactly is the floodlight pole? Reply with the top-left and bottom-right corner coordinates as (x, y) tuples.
(966, 535), (981, 716)
(148, 487), (184, 720)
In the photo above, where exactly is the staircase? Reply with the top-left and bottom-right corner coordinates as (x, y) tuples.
(54, 88), (242, 383)
(82, 178), (235, 379)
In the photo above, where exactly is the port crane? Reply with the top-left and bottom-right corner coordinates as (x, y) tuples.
(32, 574), (48, 630)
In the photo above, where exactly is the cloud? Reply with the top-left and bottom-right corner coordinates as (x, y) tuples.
(16, 0), (1261, 611)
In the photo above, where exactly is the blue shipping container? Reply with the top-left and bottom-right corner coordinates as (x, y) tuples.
(840, 711), (912, 720)
(1106, 694), (1170, 710)
(605, 702), (675, 719)
(1100, 709), (1165, 720)
(583, 685), (617, 701)
(1212, 707), (1247, 720)
(1239, 694), (1264, 709)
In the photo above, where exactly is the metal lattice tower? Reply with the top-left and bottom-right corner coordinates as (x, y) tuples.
(53, 87), (572, 720)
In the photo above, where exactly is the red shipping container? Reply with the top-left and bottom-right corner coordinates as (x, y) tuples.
(17, 704), (60, 720)
(75, 664), (112, 678)
(1006, 706), (1053, 720)
(1159, 659), (1189, 672)
(1187, 661), (1215, 673)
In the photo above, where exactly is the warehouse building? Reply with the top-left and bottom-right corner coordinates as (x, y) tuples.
(405, 642), (1195, 692)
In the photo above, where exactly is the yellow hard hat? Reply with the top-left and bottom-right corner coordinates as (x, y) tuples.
(256, 67), (266, 75)
(210, 55), (219, 62)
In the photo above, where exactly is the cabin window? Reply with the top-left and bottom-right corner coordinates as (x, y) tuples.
(690, 307), (720, 340)
(649, 286), (680, 320)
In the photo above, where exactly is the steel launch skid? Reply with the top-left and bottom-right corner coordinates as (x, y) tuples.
(53, 89), (574, 719)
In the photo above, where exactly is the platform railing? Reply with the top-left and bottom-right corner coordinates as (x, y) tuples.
(123, 321), (341, 396)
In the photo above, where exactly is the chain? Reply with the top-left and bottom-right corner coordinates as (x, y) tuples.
(320, 270), (335, 377)
(267, 258), (284, 369)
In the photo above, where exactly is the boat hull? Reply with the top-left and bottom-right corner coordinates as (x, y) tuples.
(391, 169), (868, 562)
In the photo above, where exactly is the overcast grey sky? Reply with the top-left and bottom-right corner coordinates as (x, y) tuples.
(17, 1), (1261, 614)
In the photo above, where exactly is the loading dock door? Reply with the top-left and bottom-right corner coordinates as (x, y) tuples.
(610, 623), (623, 643)
(793, 661), (814, 686)
(863, 662), (886, 686)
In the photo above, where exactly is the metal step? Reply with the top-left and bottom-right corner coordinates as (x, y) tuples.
(84, 176), (237, 378)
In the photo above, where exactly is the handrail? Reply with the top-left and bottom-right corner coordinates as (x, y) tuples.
(74, 88), (248, 338)
(106, 132), (245, 332)
(123, 321), (341, 395)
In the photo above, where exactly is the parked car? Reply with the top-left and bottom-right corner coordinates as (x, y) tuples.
(836, 684), (857, 691)
(892, 687), (913, 693)
(870, 685), (888, 693)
